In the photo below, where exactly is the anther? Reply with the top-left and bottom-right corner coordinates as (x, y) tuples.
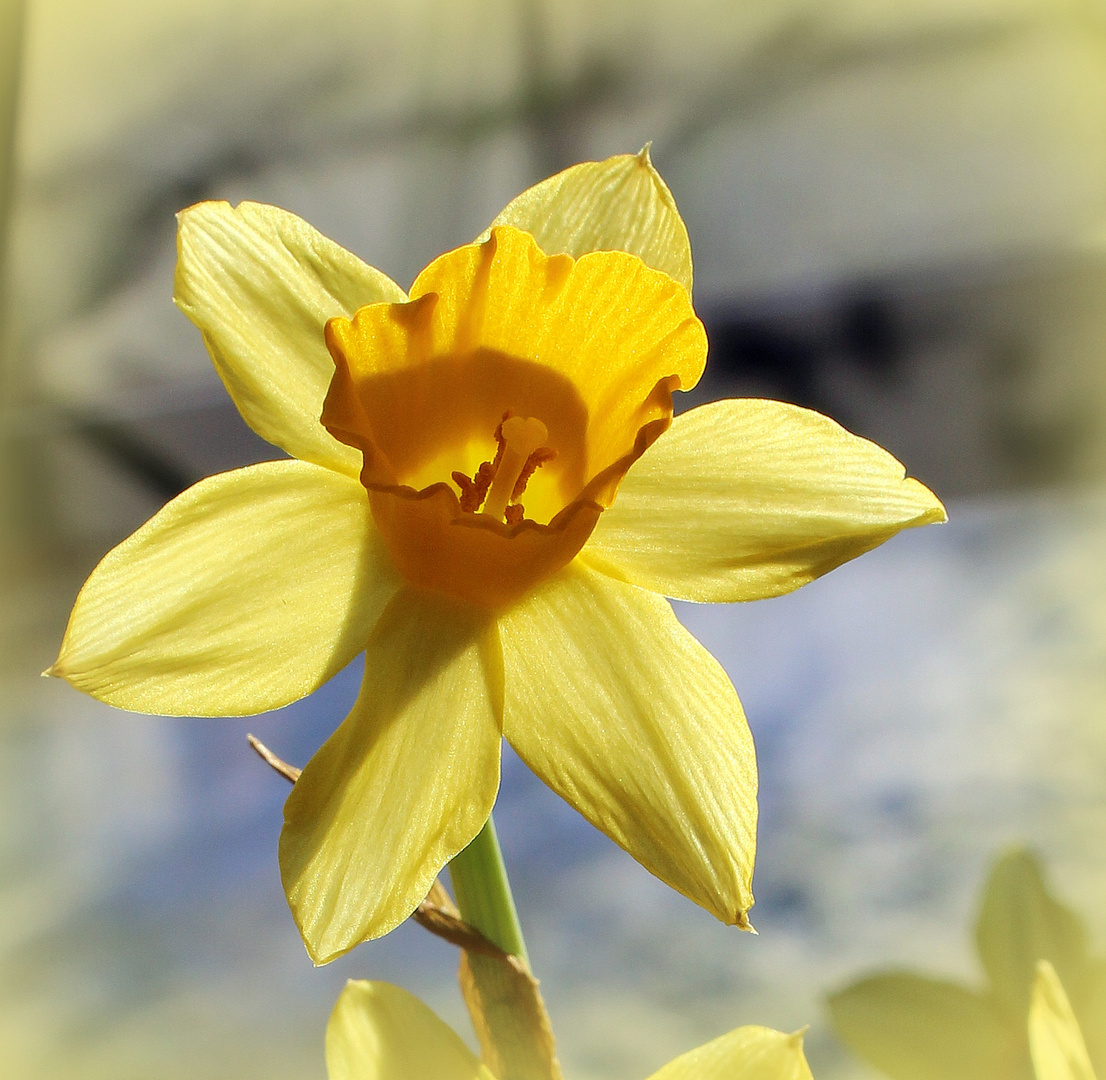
(452, 462), (495, 513)
(512, 446), (557, 502)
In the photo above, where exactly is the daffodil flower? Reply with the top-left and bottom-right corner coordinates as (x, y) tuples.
(829, 848), (1106, 1079)
(51, 150), (945, 962)
(325, 979), (814, 1080)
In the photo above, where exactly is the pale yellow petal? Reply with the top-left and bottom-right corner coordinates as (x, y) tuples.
(498, 563), (756, 928)
(976, 848), (1089, 1018)
(646, 1025), (812, 1080)
(280, 589), (501, 963)
(481, 146), (692, 292)
(1030, 962), (1099, 1080)
(51, 460), (398, 716)
(1076, 963), (1106, 1074)
(827, 974), (1018, 1080)
(585, 398), (947, 603)
(175, 200), (406, 474)
(326, 980), (495, 1080)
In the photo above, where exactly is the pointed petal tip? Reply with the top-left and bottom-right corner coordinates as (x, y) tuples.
(289, 893), (367, 967)
(174, 198), (226, 224)
(788, 1025), (810, 1047)
(304, 933), (340, 968)
(906, 477), (947, 525)
(922, 492), (948, 525)
(292, 872), (450, 966)
(302, 920), (379, 966)
(736, 909), (757, 934)
(43, 654), (71, 680)
(486, 146), (692, 291)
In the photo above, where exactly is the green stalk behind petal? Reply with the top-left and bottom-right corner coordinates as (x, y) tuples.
(449, 813), (528, 966)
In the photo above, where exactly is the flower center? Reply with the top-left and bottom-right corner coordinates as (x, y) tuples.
(320, 225), (706, 608)
(452, 413), (556, 525)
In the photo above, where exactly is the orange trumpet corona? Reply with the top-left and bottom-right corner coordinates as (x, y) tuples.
(321, 226), (705, 609)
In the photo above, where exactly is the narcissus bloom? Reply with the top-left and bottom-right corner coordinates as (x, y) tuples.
(51, 150), (945, 963)
(325, 979), (814, 1080)
(829, 849), (1106, 1080)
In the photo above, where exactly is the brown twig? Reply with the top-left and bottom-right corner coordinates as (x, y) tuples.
(246, 734), (301, 782)
(413, 885), (517, 962)
(424, 877), (460, 916)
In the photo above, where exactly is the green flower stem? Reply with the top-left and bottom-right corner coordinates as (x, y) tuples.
(449, 816), (559, 1080)
(449, 813), (529, 967)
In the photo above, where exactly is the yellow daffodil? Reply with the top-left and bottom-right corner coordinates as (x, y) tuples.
(50, 149), (945, 963)
(829, 848), (1106, 1080)
(1031, 961), (1099, 1080)
(325, 979), (814, 1080)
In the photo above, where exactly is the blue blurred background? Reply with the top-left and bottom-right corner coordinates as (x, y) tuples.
(2, 2), (1106, 1077)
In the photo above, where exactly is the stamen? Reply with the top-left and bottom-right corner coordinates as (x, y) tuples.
(512, 446), (557, 502)
(452, 462), (495, 513)
(504, 504), (524, 526)
(482, 415), (550, 521)
(452, 412), (513, 513)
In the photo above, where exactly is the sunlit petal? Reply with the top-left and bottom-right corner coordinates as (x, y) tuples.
(827, 973), (1018, 1080)
(175, 200), (406, 473)
(326, 980), (495, 1080)
(280, 589), (502, 963)
(498, 563), (756, 927)
(51, 460), (398, 716)
(1031, 962), (1099, 1080)
(646, 1025), (813, 1080)
(481, 146), (693, 291)
(586, 398), (946, 602)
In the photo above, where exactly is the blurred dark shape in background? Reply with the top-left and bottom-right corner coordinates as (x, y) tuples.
(1, 4), (1103, 545)
(704, 287), (906, 406)
(3, 0), (1104, 582)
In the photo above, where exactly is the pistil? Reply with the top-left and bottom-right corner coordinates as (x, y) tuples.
(482, 416), (549, 521)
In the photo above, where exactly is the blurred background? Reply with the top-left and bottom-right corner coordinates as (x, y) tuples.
(2, 0), (1106, 1077)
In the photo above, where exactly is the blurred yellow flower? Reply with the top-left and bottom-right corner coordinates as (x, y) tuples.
(325, 979), (814, 1080)
(829, 849), (1106, 1080)
(51, 150), (945, 962)
(1031, 961), (1099, 1080)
